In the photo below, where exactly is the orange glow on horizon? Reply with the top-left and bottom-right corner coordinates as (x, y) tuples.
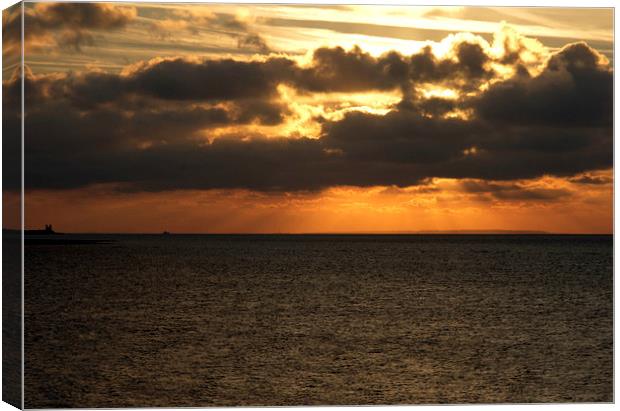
(20, 171), (612, 234)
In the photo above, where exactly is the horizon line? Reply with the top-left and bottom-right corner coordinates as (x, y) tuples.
(12, 228), (613, 235)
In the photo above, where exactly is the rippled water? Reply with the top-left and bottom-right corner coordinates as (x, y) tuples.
(25, 235), (612, 407)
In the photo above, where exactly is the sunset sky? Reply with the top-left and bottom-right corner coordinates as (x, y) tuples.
(2, 3), (613, 233)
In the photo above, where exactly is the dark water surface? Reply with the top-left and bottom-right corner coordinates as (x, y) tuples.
(25, 235), (613, 407)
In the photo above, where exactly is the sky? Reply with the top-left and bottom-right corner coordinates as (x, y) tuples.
(2, 3), (613, 233)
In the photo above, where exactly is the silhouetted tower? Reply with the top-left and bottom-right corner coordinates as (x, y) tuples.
(44, 224), (53, 233)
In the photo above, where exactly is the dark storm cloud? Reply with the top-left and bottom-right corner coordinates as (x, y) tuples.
(415, 97), (456, 116)
(26, 57), (294, 106)
(293, 43), (493, 93)
(409, 44), (493, 84)
(2, 67), (21, 190)
(21, 97), (279, 148)
(19, 107), (611, 192)
(125, 58), (292, 101)
(59, 71), (127, 108)
(321, 110), (476, 164)
(13, 40), (612, 193)
(2, 68), (22, 110)
(234, 100), (291, 125)
(318, 108), (610, 183)
(291, 47), (407, 92)
(122, 48), (411, 97)
(474, 42), (612, 127)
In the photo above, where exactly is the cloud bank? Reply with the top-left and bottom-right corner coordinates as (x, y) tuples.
(6, 29), (612, 195)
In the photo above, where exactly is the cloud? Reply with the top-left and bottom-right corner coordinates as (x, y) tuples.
(460, 180), (571, 201)
(23, 57), (293, 106)
(319, 107), (610, 182)
(568, 174), (613, 185)
(21, 36), (507, 108)
(292, 46), (407, 92)
(57, 30), (96, 52)
(2, 67), (21, 190)
(124, 57), (292, 101)
(3, 3), (136, 51)
(10, 33), (611, 194)
(16, 105), (610, 192)
(292, 41), (494, 94)
(237, 34), (270, 54)
(473, 42), (612, 127)
(149, 10), (271, 53)
(2, 3), (22, 58)
(491, 188), (571, 201)
(31, 3), (135, 30)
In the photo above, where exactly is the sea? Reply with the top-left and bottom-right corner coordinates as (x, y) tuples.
(24, 234), (613, 407)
